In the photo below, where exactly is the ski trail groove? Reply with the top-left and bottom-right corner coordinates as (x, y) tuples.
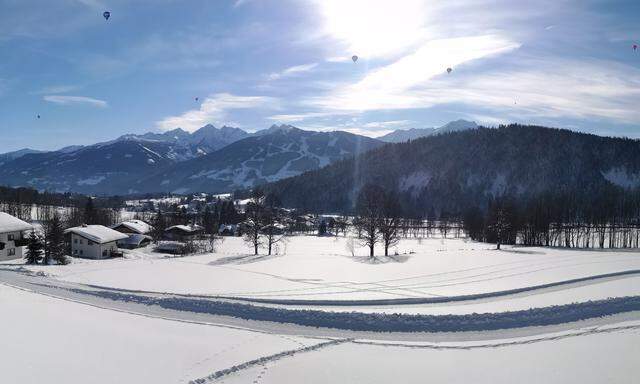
(188, 338), (352, 384)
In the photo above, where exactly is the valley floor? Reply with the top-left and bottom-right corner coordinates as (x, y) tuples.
(1, 235), (638, 383)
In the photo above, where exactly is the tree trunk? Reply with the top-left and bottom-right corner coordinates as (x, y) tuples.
(369, 244), (374, 258)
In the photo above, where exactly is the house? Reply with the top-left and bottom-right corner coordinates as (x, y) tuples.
(65, 225), (129, 259)
(116, 234), (152, 249)
(164, 224), (203, 241)
(111, 220), (153, 235)
(0, 212), (33, 261)
(218, 223), (238, 236)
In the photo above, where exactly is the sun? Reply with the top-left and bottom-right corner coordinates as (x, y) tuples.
(317, 0), (429, 59)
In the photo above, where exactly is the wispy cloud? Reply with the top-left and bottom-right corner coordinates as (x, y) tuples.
(307, 35), (520, 112)
(157, 93), (278, 132)
(268, 63), (318, 81)
(361, 120), (414, 129)
(43, 95), (108, 107)
(267, 111), (339, 123)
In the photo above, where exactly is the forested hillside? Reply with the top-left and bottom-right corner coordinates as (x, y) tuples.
(264, 125), (640, 216)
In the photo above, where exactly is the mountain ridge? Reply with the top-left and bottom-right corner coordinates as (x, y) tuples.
(261, 124), (640, 215)
(378, 119), (478, 143)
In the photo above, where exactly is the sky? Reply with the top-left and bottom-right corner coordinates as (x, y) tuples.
(1, 0), (639, 152)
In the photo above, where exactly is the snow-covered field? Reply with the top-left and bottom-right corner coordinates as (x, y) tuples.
(220, 324), (640, 384)
(0, 284), (323, 384)
(1, 235), (638, 383)
(6, 236), (640, 307)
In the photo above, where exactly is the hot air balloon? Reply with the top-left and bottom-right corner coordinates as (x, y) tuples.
(195, 97), (199, 102)
(634, 44), (638, 51)
(37, 115), (41, 119)
(103, 11), (111, 20)
(352, 55), (358, 63)
(446, 67), (452, 74)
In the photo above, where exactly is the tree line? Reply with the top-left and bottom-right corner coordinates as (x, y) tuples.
(463, 187), (640, 249)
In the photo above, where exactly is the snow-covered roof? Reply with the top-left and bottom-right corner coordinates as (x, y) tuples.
(65, 225), (129, 244)
(112, 220), (153, 234)
(165, 224), (203, 233)
(0, 212), (33, 233)
(117, 234), (152, 246)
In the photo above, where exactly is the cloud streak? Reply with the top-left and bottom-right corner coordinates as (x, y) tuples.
(43, 95), (108, 107)
(268, 63), (318, 81)
(307, 35), (520, 112)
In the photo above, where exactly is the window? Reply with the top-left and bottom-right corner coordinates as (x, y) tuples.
(79, 239), (84, 245)
(8, 248), (15, 256)
(79, 250), (83, 255)
(8, 234), (14, 241)
(73, 250), (78, 255)
(74, 238), (78, 244)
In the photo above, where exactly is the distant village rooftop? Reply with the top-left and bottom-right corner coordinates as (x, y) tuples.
(111, 220), (153, 235)
(65, 225), (129, 244)
(165, 224), (203, 233)
(0, 212), (33, 233)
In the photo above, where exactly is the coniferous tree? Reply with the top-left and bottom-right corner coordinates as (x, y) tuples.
(44, 213), (67, 265)
(24, 230), (44, 265)
(150, 211), (167, 243)
(84, 198), (97, 224)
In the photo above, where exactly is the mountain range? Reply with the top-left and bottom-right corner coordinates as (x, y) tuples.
(0, 123), (390, 195)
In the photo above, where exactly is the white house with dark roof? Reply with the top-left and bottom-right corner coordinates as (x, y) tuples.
(65, 224), (128, 259)
(0, 212), (33, 261)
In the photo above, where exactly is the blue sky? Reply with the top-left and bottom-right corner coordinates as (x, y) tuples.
(1, 0), (639, 152)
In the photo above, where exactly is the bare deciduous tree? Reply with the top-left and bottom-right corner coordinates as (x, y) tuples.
(353, 184), (385, 258)
(379, 190), (402, 256)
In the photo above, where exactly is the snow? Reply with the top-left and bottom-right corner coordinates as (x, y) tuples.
(64, 225), (129, 244)
(220, 323), (640, 384)
(112, 219), (153, 234)
(0, 212), (33, 233)
(7, 236), (640, 315)
(0, 284), (318, 384)
(0, 234), (638, 382)
(602, 167), (640, 189)
(140, 144), (163, 159)
(166, 224), (202, 233)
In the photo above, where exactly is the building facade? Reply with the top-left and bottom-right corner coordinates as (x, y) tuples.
(0, 212), (32, 261)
